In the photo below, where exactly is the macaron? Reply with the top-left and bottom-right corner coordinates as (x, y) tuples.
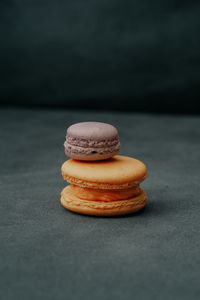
(61, 155), (148, 216)
(64, 122), (120, 161)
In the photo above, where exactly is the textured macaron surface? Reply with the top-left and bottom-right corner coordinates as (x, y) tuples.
(61, 155), (147, 189)
(64, 122), (120, 160)
(67, 122), (119, 144)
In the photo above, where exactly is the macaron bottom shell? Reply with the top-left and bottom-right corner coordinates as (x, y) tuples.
(61, 186), (147, 216)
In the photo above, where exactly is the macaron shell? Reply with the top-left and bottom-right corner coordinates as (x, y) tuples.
(66, 151), (120, 161)
(61, 155), (148, 189)
(61, 186), (147, 216)
(67, 122), (118, 141)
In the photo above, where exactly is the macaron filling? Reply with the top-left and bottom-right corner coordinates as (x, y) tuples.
(66, 136), (119, 148)
(69, 184), (141, 202)
(64, 141), (120, 156)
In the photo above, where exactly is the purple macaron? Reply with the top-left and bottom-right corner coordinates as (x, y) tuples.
(64, 122), (120, 161)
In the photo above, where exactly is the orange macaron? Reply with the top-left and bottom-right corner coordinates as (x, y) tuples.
(61, 155), (148, 216)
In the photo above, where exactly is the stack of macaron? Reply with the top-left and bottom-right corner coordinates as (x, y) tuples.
(61, 122), (148, 216)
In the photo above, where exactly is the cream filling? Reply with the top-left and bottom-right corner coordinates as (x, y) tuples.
(66, 136), (119, 148)
(68, 184), (141, 201)
(65, 141), (120, 156)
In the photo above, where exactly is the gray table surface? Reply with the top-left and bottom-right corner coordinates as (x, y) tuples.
(0, 108), (200, 300)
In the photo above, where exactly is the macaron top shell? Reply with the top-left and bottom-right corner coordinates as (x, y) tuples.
(61, 155), (147, 189)
(67, 122), (118, 143)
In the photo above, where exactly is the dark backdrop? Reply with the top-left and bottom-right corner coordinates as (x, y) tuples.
(1, 0), (200, 113)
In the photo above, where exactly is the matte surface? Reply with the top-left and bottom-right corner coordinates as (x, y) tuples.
(0, 108), (200, 300)
(1, 1), (200, 112)
(66, 122), (118, 141)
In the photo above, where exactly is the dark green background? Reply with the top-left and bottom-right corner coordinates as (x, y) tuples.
(1, 108), (200, 300)
(1, 0), (200, 112)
